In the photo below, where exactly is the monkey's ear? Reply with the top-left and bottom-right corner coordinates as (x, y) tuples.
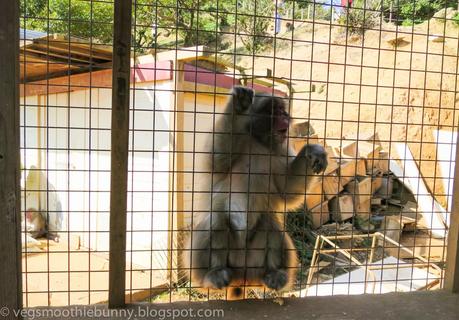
(231, 86), (254, 113)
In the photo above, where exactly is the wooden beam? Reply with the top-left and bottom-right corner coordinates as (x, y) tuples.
(445, 131), (459, 292)
(170, 61), (185, 284)
(0, 1), (22, 318)
(22, 47), (93, 64)
(31, 42), (113, 61)
(109, 0), (132, 308)
(21, 61), (172, 97)
(392, 143), (447, 238)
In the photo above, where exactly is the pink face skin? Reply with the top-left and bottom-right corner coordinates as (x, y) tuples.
(26, 210), (35, 222)
(274, 108), (290, 141)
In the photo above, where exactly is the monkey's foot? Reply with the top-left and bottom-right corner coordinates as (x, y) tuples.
(263, 269), (288, 291)
(203, 267), (232, 289)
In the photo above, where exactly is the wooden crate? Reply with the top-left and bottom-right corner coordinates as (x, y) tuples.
(329, 193), (354, 222)
(345, 177), (372, 216)
(306, 179), (324, 209)
(310, 201), (330, 229)
(322, 174), (344, 199)
(338, 158), (366, 186)
(357, 141), (383, 169)
(370, 168), (383, 192)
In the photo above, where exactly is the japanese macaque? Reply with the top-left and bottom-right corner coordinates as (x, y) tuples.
(182, 86), (327, 298)
(23, 209), (47, 239)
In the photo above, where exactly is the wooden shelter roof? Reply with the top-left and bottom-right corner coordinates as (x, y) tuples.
(19, 31), (291, 97)
(20, 29), (113, 83)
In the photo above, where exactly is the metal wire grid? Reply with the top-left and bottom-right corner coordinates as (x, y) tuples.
(19, 0), (457, 306)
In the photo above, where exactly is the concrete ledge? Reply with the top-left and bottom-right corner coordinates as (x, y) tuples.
(22, 291), (459, 320)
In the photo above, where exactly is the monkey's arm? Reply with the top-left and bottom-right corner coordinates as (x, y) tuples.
(211, 86), (254, 174)
(275, 144), (327, 209)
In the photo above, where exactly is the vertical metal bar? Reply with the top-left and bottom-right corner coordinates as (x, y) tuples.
(445, 131), (459, 292)
(0, 0), (22, 318)
(109, 0), (132, 308)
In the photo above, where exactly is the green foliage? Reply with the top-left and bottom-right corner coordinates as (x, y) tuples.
(453, 12), (459, 25)
(284, 1), (333, 21)
(20, 0), (113, 43)
(20, 0), (235, 50)
(237, 0), (276, 54)
(152, 0), (236, 48)
(382, 0), (457, 25)
(338, 0), (381, 35)
(286, 210), (314, 269)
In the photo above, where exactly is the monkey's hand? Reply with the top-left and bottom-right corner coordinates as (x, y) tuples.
(231, 86), (254, 113)
(302, 144), (328, 174)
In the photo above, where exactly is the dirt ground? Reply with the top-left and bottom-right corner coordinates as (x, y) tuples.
(233, 14), (459, 207)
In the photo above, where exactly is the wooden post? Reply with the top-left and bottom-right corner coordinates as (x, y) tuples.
(109, 0), (132, 308)
(0, 1), (22, 318)
(169, 61), (185, 283)
(445, 131), (459, 292)
(389, 1), (393, 23)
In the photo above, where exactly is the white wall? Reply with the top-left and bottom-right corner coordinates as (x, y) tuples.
(20, 80), (173, 271)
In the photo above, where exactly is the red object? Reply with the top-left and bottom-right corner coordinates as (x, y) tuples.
(184, 64), (287, 97)
(341, 0), (353, 6)
(184, 64), (239, 90)
(21, 61), (288, 97)
(131, 60), (173, 83)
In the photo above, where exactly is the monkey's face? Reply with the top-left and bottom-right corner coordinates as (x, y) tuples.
(250, 95), (290, 147)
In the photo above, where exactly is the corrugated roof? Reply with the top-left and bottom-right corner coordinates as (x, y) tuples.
(20, 30), (113, 83)
(19, 28), (47, 41)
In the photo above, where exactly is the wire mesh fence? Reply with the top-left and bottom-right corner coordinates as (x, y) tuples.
(19, 0), (458, 306)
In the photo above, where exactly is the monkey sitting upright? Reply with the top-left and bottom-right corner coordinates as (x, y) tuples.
(182, 86), (328, 298)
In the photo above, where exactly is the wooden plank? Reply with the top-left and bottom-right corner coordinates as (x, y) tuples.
(345, 177), (372, 214)
(445, 131), (459, 292)
(434, 129), (457, 212)
(153, 45), (211, 62)
(305, 179), (324, 209)
(322, 174), (343, 199)
(291, 135), (323, 154)
(310, 201), (330, 229)
(291, 120), (315, 137)
(357, 141), (382, 169)
(32, 41), (113, 60)
(21, 61), (173, 97)
(171, 61), (186, 284)
(21, 68), (112, 96)
(0, 1), (22, 318)
(329, 194), (354, 222)
(377, 151), (390, 173)
(370, 168), (383, 193)
(380, 216), (404, 243)
(339, 158), (366, 186)
(182, 81), (237, 96)
(386, 232), (446, 261)
(109, 0), (132, 308)
(324, 146), (340, 175)
(326, 139), (358, 158)
(22, 47), (91, 64)
(392, 144), (447, 239)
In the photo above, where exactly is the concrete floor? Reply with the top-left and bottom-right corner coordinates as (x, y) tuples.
(22, 239), (166, 306)
(24, 291), (459, 320)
